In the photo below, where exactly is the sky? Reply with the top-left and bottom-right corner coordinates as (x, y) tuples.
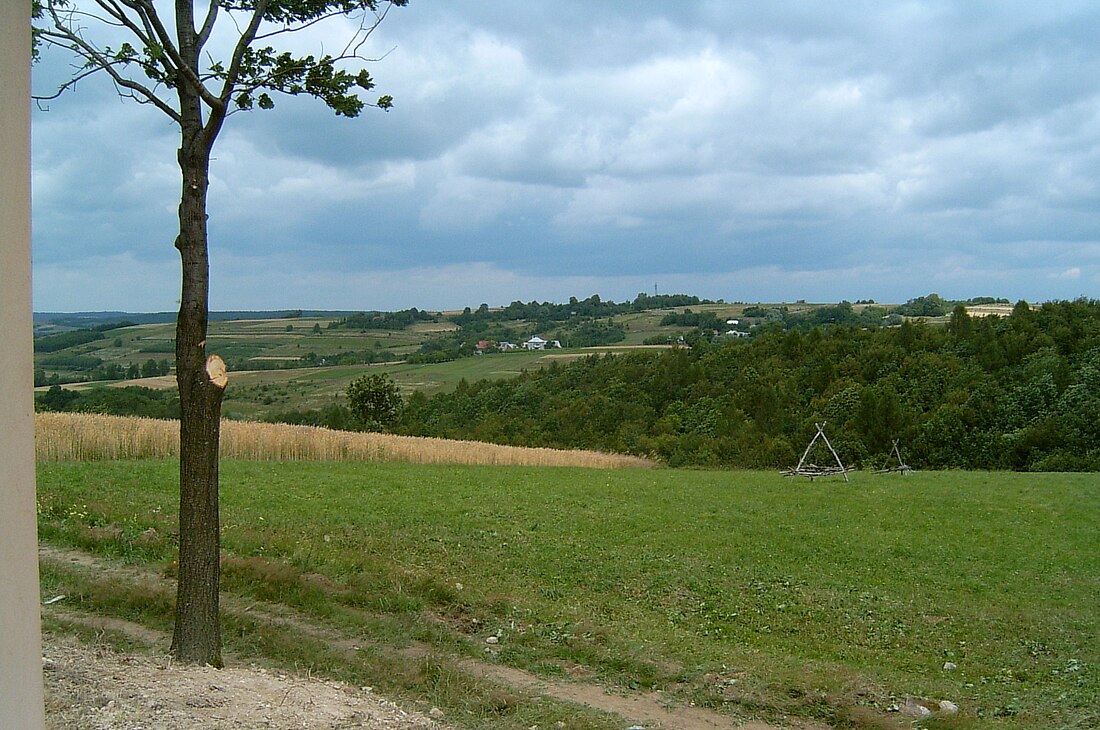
(30, 1), (1100, 312)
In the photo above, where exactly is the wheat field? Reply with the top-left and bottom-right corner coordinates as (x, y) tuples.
(34, 412), (653, 469)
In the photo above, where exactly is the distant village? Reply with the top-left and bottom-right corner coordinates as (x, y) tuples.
(476, 336), (563, 353)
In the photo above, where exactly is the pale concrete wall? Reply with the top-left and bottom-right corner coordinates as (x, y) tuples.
(0, 2), (46, 727)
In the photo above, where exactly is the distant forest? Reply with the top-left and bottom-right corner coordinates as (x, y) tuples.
(397, 299), (1100, 471)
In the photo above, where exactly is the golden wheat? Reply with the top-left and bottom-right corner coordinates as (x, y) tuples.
(34, 412), (653, 469)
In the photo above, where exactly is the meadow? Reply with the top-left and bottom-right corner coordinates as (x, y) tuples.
(35, 446), (1098, 728)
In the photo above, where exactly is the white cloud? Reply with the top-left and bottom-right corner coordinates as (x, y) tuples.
(417, 175), (519, 231)
(29, 1), (1100, 311)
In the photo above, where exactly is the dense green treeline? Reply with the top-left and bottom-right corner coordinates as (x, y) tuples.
(552, 318), (626, 347)
(330, 307), (437, 330)
(35, 385), (180, 418)
(398, 299), (1100, 471)
(33, 329), (105, 352)
(449, 292), (708, 328)
(659, 308), (727, 328)
(34, 357), (171, 387)
(748, 301), (900, 332)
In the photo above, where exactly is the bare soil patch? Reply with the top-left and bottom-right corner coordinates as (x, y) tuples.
(42, 632), (445, 730)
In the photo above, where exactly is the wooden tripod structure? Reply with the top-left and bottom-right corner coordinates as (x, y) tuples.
(782, 421), (849, 481)
(874, 439), (913, 475)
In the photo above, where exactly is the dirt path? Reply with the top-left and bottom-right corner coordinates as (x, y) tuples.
(459, 660), (804, 730)
(40, 546), (816, 730)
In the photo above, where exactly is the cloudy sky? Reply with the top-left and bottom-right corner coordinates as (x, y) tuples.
(31, 1), (1100, 312)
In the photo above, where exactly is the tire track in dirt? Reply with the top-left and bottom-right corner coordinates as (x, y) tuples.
(456, 659), (816, 730)
(40, 545), (823, 730)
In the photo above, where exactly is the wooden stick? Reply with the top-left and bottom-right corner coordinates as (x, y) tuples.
(795, 422), (823, 471)
(817, 423), (849, 482)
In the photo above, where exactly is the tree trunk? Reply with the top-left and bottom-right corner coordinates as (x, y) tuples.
(171, 136), (226, 665)
(170, 2), (226, 659)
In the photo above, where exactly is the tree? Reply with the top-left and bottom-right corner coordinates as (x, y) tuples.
(947, 304), (972, 340)
(346, 372), (402, 430)
(34, 0), (407, 665)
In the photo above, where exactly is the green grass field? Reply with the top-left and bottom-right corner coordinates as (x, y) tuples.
(217, 350), (595, 418)
(35, 462), (1098, 728)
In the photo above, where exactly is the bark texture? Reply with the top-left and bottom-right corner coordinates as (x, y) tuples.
(170, 0), (227, 665)
(171, 139), (225, 665)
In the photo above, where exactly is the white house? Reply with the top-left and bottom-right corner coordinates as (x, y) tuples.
(524, 336), (548, 350)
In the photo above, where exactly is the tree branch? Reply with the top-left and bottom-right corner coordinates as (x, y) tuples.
(205, 0), (267, 143)
(37, 0), (404, 129)
(253, 7), (353, 41)
(116, 0), (222, 110)
(197, 0), (220, 49)
(228, 44), (377, 103)
(93, 0), (172, 78)
(40, 3), (182, 123)
(32, 63), (108, 102)
(121, 0), (164, 62)
(341, 3), (393, 59)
